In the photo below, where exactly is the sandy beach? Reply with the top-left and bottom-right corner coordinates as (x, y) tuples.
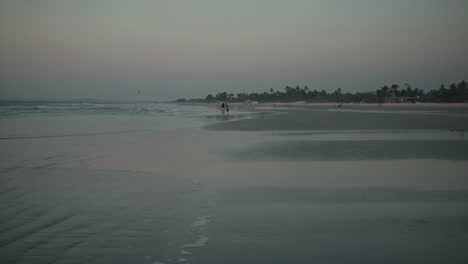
(1, 102), (468, 263)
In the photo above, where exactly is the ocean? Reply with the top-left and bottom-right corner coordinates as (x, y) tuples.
(0, 101), (220, 264)
(1, 101), (468, 264)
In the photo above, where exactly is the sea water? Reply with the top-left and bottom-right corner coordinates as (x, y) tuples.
(0, 102), (212, 138)
(0, 101), (220, 264)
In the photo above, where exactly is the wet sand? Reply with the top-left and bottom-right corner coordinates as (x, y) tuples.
(205, 104), (468, 131)
(199, 104), (468, 263)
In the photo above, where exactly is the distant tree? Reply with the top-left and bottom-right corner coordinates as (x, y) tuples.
(381, 85), (390, 99)
(285, 86), (294, 101)
(403, 83), (413, 97)
(204, 94), (215, 102)
(333, 88), (342, 96)
(391, 84), (399, 97)
(311, 89), (319, 97)
(413, 87), (424, 97)
(449, 83), (457, 102)
(193, 80), (465, 104)
(215, 92), (228, 101)
(438, 84), (449, 102)
(331, 88), (342, 102)
(458, 80), (467, 102)
(375, 88), (382, 97)
(236, 93), (247, 102)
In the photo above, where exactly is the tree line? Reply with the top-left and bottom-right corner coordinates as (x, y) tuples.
(177, 80), (467, 104)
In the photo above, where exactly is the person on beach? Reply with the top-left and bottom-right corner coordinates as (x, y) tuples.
(377, 97), (383, 108)
(226, 103), (230, 115)
(221, 102), (226, 116)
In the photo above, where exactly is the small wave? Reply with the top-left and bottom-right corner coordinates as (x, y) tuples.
(0, 102), (198, 118)
(182, 236), (210, 248)
(32, 105), (48, 110)
(192, 215), (211, 227)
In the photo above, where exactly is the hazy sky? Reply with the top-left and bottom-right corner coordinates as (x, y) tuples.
(1, 0), (467, 101)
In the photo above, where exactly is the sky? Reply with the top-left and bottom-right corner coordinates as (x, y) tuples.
(0, 0), (467, 101)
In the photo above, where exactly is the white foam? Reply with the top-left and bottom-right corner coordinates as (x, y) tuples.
(181, 250), (192, 255)
(182, 236), (210, 248)
(153, 261), (165, 264)
(192, 215), (211, 227)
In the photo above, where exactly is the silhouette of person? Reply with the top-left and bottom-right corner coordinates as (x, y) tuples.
(221, 102), (226, 117)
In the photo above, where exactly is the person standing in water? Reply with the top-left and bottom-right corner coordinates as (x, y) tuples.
(225, 103), (230, 115)
(221, 102), (226, 116)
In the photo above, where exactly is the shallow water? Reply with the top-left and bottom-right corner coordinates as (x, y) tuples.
(226, 140), (468, 161)
(0, 167), (214, 264)
(198, 200), (468, 264)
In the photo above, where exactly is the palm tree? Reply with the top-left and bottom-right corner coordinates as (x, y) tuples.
(391, 84), (399, 97)
(403, 83), (413, 97)
(380, 85), (390, 102)
(413, 88), (423, 97)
